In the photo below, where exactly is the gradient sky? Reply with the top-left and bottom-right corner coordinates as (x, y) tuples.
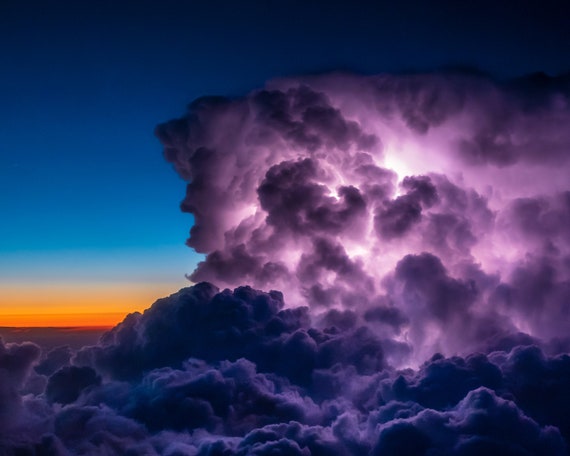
(1, 0), (568, 326)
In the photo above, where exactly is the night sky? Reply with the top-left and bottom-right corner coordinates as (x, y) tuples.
(1, 0), (570, 454)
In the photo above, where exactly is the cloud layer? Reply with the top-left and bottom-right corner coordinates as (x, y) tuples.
(2, 70), (570, 454)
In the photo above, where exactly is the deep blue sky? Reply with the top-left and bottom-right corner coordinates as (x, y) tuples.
(0, 0), (568, 317)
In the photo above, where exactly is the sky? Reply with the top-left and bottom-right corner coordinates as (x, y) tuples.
(3, 1), (570, 454)
(1, 0), (569, 325)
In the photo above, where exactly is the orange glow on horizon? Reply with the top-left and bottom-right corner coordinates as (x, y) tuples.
(0, 313), (122, 328)
(0, 281), (186, 327)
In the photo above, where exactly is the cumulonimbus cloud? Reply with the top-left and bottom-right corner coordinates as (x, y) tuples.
(2, 70), (570, 454)
(155, 70), (570, 359)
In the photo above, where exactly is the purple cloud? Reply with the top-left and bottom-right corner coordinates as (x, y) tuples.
(2, 70), (570, 454)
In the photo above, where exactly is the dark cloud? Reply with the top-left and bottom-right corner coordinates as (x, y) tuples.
(35, 345), (72, 377)
(500, 192), (570, 250)
(73, 284), (388, 392)
(375, 193), (423, 239)
(373, 175), (438, 240)
(389, 352), (503, 410)
(372, 72), (469, 134)
(373, 387), (566, 456)
(363, 300), (409, 332)
(394, 252), (476, 322)
(258, 159), (367, 236)
(457, 94), (570, 166)
(297, 237), (375, 306)
(0, 338), (40, 430)
(3, 304), (570, 454)
(46, 366), (101, 405)
(490, 255), (570, 340)
(499, 345), (570, 443)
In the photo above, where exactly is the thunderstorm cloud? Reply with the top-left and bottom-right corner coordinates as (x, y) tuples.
(2, 71), (570, 455)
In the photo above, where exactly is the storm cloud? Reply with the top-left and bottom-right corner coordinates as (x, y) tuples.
(2, 70), (570, 454)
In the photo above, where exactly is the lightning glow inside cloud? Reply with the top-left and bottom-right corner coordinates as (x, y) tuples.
(2, 71), (570, 455)
(157, 71), (570, 361)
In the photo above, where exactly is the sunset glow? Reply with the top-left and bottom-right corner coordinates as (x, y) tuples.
(0, 281), (184, 327)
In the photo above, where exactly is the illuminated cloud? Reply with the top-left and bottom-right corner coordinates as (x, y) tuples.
(156, 71), (570, 357)
(2, 70), (570, 454)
